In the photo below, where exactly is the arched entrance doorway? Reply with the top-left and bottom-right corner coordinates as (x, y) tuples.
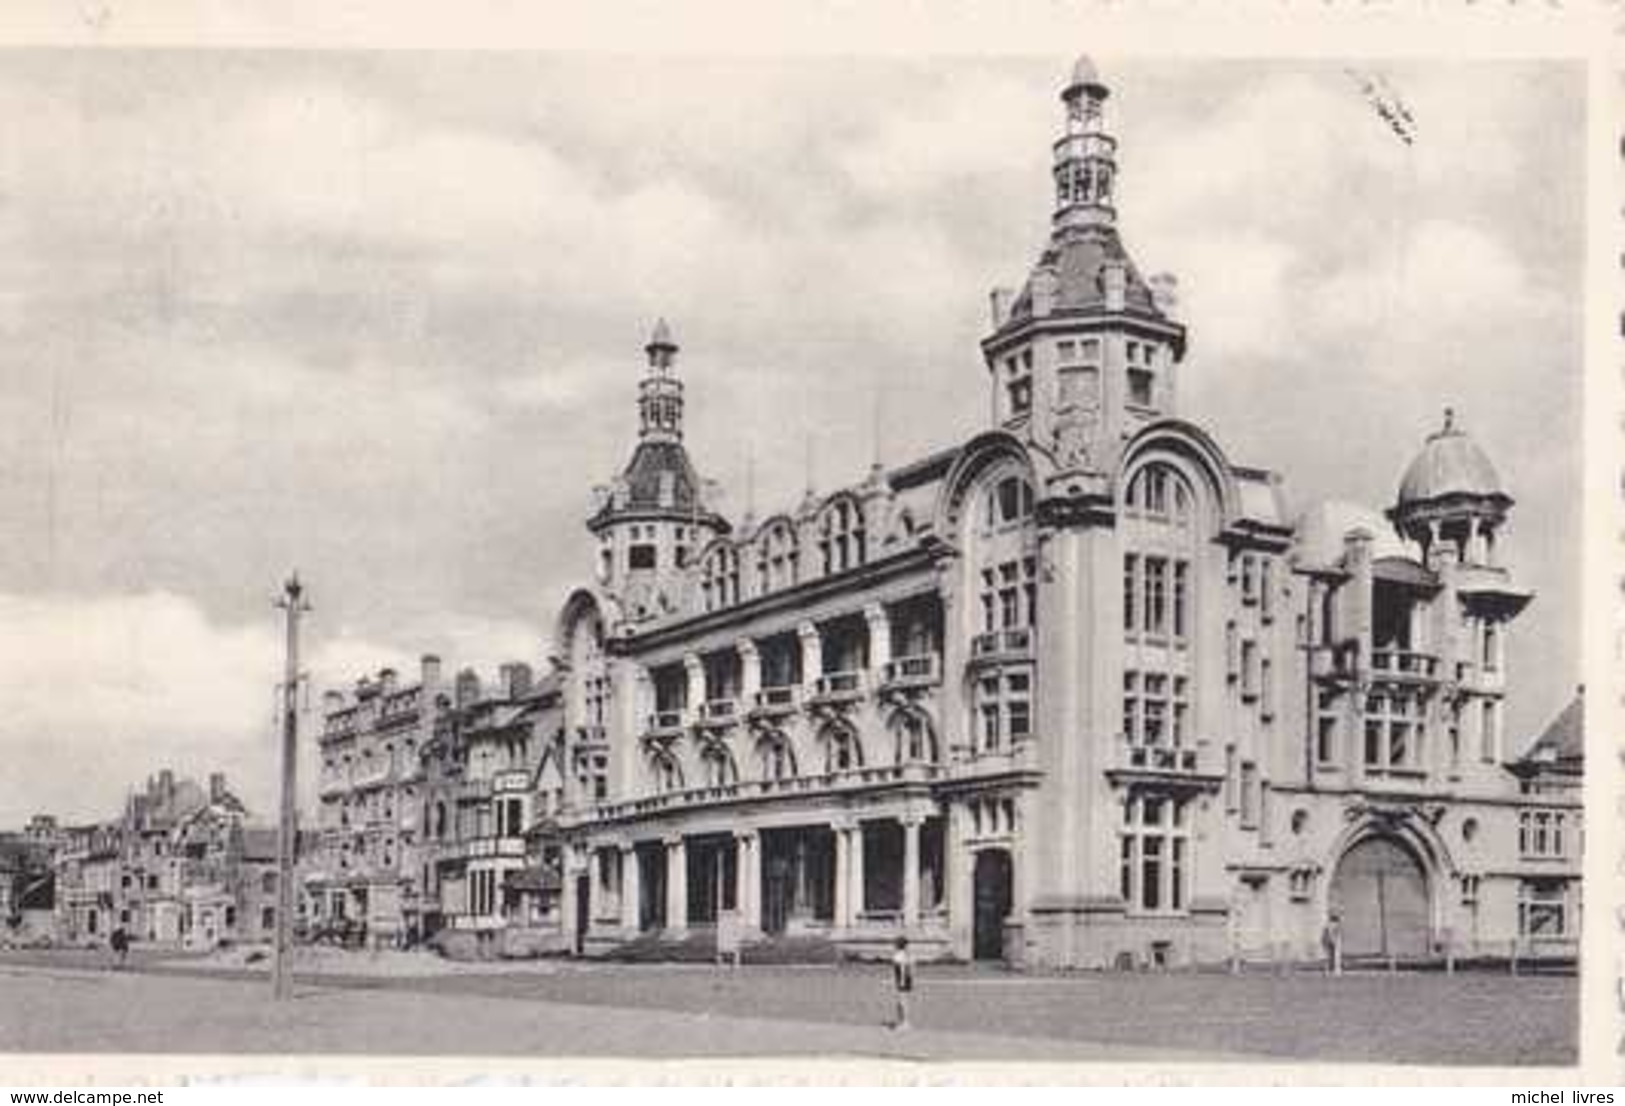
(972, 849), (1013, 961)
(1329, 835), (1430, 959)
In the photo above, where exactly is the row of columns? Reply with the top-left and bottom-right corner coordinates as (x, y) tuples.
(609, 815), (928, 936)
(667, 603), (897, 712)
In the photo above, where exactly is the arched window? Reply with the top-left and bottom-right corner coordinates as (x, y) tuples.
(984, 475), (1035, 532)
(700, 544), (741, 612)
(756, 733), (797, 781)
(649, 748), (683, 794)
(820, 722), (863, 774)
(817, 498), (866, 576)
(755, 520), (800, 594)
(890, 711), (938, 765)
(1121, 462), (1201, 757)
(699, 742), (737, 788)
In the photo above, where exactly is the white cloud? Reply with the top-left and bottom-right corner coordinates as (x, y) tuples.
(0, 590), (548, 825)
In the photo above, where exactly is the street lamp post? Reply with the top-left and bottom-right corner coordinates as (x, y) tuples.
(273, 572), (310, 1001)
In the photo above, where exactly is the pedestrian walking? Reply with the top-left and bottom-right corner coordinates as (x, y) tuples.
(109, 925), (129, 969)
(889, 935), (915, 1030)
(1321, 912), (1343, 976)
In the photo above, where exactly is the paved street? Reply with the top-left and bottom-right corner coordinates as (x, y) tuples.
(0, 953), (1577, 1065)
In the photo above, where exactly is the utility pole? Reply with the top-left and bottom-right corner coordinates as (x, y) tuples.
(273, 572), (310, 1001)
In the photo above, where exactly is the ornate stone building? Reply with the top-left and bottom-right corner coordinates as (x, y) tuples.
(535, 57), (1580, 968)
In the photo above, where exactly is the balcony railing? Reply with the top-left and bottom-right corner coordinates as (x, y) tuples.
(1122, 744), (1200, 773)
(698, 699), (739, 724)
(971, 627), (1034, 661)
(810, 670), (866, 704)
(881, 654), (942, 690)
(1370, 650), (1439, 680)
(591, 761), (940, 821)
(646, 710), (686, 736)
(749, 685), (799, 717)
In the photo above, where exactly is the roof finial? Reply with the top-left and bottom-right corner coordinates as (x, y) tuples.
(1442, 406), (1455, 434)
(869, 383), (884, 477)
(645, 317), (678, 370)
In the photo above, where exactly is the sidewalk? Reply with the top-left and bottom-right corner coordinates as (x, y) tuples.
(0, 962), (1241, 1062)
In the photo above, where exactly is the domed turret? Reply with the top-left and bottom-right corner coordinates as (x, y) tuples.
(1388, 409), (1511, 568)
(1397, 408), (1506, 506)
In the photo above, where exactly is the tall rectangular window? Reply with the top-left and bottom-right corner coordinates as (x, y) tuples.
(1123, 555), (1139, 633)
(1316, 689), (1341, 765)
(1481, 700), (1499, 763)
(1144, 557), (1169, 637)
(1518, 880), (1568, 938)
(1128, 367), (1154, 408)
(1239, 762), (1259, 827)
(1172, 561), (1189, 641)
(1120, 793), (1189, 914)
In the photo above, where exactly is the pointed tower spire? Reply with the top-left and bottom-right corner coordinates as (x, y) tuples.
(638, 318), (684, 441)
(1053, 54), (1118, 234)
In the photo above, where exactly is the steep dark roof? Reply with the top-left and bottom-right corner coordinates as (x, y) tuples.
(623, 439), (699, 510)
(1008, 226), (1164, 322)
(591, 439), (726, 530)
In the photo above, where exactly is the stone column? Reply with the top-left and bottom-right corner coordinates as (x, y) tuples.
(665, 836), (687, 934)
(832, 823), (849, 930)
(620, 843), (640, 934)
(946, 803), (973, 958)
(737, 639), (760, 706)
(864, 602), (891, 675)
(735, 830), (759, 933)
(901, 814), (922, 929)
(798, 621), (823, 688)
(849, 822), (866, 923)
(683, 654), (705, 720)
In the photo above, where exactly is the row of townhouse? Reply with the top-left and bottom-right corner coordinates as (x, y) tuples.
(42, 769), (302, 951)
(306, 658), (570, 954)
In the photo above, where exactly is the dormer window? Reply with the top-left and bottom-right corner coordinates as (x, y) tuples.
(818, 500), (866, 575)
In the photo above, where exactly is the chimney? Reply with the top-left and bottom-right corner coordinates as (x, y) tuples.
(378, 668), (398, 695)
(1148, 271), (1180, 318)
(208, 773), (226, 804)
(989, 286), (1015, 329)
(159, 769), (175, 801)
(420, 654), (442, 692)
(505, 662), (534, 699)
(1102, 262), (1127, 313)
(455, 668), (481, 706)
(322, 689), (345, 714)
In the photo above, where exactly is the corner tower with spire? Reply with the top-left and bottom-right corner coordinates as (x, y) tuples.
(588, 319), (729, 623)
(982, 56), (1187, 477)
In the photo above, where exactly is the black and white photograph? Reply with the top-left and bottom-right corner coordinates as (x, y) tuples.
(0, 7), (1600, 1082)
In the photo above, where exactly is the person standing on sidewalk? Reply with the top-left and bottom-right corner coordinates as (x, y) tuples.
(890, 936), (915, 1030)
(109, 925), (129, 969)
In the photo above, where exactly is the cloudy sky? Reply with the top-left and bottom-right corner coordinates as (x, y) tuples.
(0, 53), (1583, 826)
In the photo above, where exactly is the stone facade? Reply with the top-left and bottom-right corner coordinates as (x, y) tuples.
(43, 770), (297, 950)
(527, 57), (1580, 969)
(308, 658), (441, 947)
